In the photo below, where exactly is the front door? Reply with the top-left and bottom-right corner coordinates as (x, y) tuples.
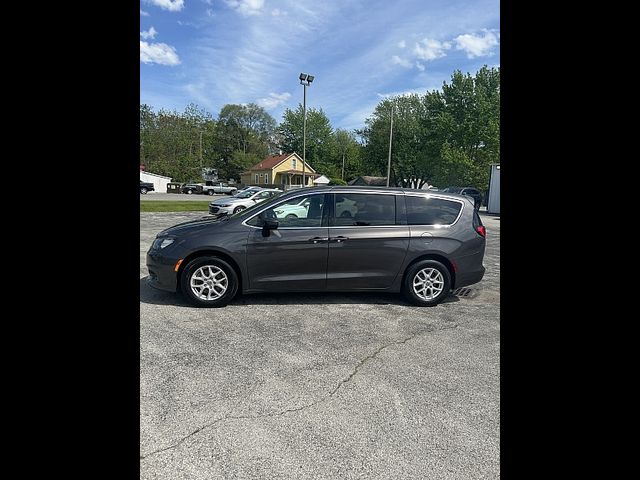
(245, 193), (329, 291)
(326, 192), (409, 290)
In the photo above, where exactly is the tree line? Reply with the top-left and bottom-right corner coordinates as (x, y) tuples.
(140, 66), (499, 189)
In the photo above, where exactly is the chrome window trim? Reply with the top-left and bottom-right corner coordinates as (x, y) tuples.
(241, 189), (465, 230)
(242, 191), (327, 230)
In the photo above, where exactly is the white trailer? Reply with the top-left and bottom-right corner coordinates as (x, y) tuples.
(487, 164), (500, 214)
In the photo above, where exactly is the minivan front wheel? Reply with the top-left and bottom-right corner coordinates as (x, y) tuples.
(403, 260), (451, 306)
(180, 256), (238, 307)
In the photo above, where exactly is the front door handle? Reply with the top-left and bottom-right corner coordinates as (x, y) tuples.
(330, 236), (349, 243)
(308, 237), (329, 244)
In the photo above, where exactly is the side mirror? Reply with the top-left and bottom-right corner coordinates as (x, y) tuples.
(258, 214), (278, 237)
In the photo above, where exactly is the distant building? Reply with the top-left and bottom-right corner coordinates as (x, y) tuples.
(140, 170), (172, 193)
(348, 176), (388, 186)
(240, 152), (317, 187)
(313, 175), (331, 186)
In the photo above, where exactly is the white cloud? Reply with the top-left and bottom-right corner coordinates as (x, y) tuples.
(140, 26), (158, 40)
(146, 0), (184, 11)
(257, 92), (291, 109)
(140, 41), (181, 66)
(454, 30), (499, 58)
(414, 38), (451, 61)
(391, 55), (412, 68)
(415, 62), (425, 71)
(397, 40), (406, 49)
(224, 0), (264, 16)
(140, 9), (149, 16)
(271, 8), (287, 16)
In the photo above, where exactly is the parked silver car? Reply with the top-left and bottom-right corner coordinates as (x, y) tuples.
(209, 188), (282, 216)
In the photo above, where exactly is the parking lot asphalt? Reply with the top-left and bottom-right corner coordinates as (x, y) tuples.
(140, 212), (500, 479)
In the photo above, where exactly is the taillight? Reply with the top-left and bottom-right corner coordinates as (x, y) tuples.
(476, 225), (486, 237)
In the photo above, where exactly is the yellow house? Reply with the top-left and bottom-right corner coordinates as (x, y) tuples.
(240, 152), (316, 187)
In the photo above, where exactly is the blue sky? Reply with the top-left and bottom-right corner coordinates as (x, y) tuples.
(140, 0), (499, 131)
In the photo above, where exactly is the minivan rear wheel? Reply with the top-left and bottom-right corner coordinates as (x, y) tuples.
(403, 260), (451, 306)
(180, 256), (238, 307)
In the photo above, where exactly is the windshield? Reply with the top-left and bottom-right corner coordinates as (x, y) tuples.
(234, 190), (256, 198)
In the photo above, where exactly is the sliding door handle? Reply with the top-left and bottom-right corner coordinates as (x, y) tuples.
(330, 236), (349, 243)
(308, 237), (329, 244)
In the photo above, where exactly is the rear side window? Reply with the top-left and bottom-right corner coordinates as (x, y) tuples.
(334, 193), (396, 226)
(406, 196), (462, 225)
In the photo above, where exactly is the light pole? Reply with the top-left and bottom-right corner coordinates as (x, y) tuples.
(299, 73), (314, 187)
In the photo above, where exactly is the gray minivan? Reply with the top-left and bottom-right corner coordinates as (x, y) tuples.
(146, 186), (486, 307)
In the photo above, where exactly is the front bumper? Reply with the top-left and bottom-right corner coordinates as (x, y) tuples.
(209, 205), (234, 216)
(146, 250), (180, 292)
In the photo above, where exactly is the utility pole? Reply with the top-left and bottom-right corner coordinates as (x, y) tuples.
(342, 152), (345, 181)
(386, 104), (394, 187)
(199, 131), (203, 169)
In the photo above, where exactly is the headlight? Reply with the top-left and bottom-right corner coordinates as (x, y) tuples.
(274, 210), (283, 214)
(153, 237), (175, 249)
(219, 204), (231, 207)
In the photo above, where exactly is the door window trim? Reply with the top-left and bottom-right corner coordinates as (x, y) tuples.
(242, 192), (329, 230)
(329, 192), (401, 228)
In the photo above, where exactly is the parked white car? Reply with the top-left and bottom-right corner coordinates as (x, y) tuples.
(274, 197), (310, 219)
(272, 196), (358, 220)
(209, 188), (281, 216)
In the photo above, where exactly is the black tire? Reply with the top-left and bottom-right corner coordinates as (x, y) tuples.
(402, 259), (452, 307)
(140, 188), (147, 194)
(208, 190), (214, 196)
(180, 256), (239, 307)
(233, 205), (246, 214)
(285, 214), (297, 219)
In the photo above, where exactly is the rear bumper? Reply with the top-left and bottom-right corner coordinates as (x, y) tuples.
(455, 266), (485, 289)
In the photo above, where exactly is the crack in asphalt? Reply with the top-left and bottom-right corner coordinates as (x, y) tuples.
(140, 322), (458, 461)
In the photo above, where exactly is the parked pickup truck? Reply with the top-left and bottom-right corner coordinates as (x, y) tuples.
(140, 180), (155, 194)
(201, 182), (238, 196)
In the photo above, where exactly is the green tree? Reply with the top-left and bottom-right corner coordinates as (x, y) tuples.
(214, 103), (277, 179)
(278, 105), (333, 173)
(332, 128), (363, 181)
(359, 66), (500, 190)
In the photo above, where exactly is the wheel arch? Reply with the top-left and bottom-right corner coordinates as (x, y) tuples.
(177, 249), (244, 293)
(402, 254), (457, 289)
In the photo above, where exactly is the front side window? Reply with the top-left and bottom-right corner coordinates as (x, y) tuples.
(247, 194), (324, 228)
(254, 191), (273, 200)
(333, 193), (396, 226)
(406, 196), (462, 225)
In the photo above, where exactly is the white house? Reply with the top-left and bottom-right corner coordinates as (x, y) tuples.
(140, 171), (172, 193)
(313, 175), (331, 186)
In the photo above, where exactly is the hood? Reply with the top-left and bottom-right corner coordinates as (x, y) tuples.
(158, 215), (228, 237)
(210, 196), (245, 205)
